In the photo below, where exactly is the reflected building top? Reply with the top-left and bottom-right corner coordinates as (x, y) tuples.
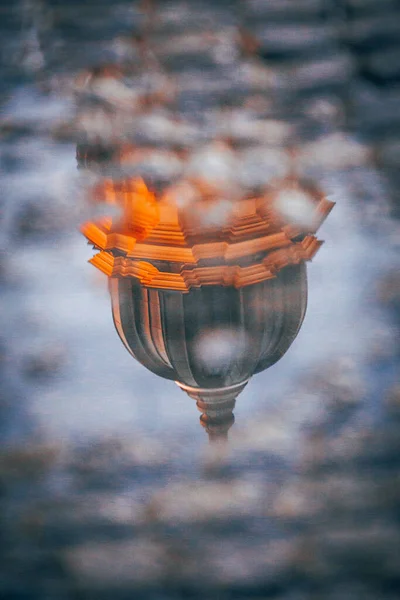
(79, 156), (333, 440)
(76, 44), (334, 441)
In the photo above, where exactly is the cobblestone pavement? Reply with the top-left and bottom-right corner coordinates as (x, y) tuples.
(1, 1), (400, 598)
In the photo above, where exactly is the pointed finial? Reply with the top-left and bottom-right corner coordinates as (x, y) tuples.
(176, 380), (248, 443)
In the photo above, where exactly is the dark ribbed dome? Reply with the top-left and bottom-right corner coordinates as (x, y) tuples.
(110, 262), (307, 389)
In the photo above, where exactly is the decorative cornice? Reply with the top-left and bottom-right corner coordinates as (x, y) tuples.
(81, 176), (333, 290)
(89, 235), (321, 291)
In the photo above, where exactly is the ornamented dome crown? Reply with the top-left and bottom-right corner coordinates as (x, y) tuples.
(76, 26), (334, 439)
(80, 167), (332, 439)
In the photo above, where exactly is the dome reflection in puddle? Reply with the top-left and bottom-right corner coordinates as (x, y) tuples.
(80, 147), (333, 440)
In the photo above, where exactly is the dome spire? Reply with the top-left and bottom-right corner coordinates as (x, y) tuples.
(176, 381), (248, 442)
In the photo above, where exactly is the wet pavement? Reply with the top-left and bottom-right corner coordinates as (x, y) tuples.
(1, 1), (400, 598)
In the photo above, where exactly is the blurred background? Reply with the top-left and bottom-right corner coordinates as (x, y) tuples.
(1, 0), (400, 598)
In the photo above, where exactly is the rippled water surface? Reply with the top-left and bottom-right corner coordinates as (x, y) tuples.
(1, 1), (400, 599)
